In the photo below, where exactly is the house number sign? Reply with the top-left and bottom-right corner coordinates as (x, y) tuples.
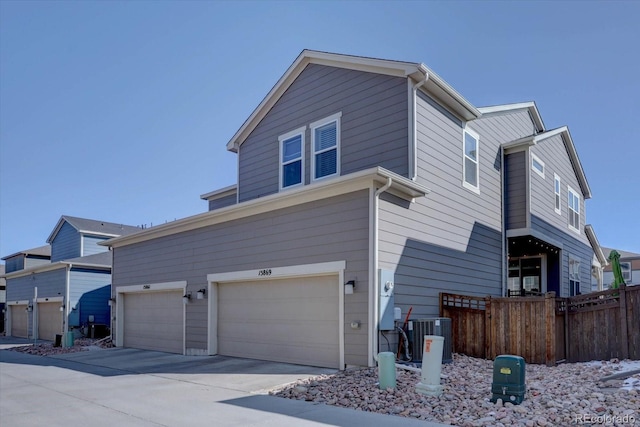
(258, 269), (272, 277)
(143, 285), (151, 289)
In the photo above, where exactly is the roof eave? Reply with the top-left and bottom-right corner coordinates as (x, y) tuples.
(478, 101), (545, 132)
(585, 225), (608, 266)
(200, 184), (238, 201)
(103, 167), (429, 249)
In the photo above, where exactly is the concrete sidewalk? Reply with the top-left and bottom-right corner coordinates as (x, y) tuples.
(0, 339), (448, 427)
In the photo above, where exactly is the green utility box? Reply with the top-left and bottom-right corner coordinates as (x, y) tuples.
(490, 355), (526, 404)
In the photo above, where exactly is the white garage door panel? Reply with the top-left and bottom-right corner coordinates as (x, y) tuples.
(218, 276), (339, 368)
(11, 305), (28, 338)
(123, 291), (183, 354)
(38, 302), (62, 341)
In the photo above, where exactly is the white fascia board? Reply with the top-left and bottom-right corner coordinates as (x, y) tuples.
(503, 135), (536, 152)
(585, 225), (608, 266)
(46, 216), (68, 244)
(200, 184), (238, 201)
(104, 167), (429, 248)
(2, 262), (68, 279)
(478, 102), (545, 132)
(417, 64), (481, 121)
(226, 50), (480, 152)
(534, 126), (592, 199)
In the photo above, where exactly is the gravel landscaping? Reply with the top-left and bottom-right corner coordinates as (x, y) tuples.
(8, 337), (114, 356)
(270, 354), (639, 426)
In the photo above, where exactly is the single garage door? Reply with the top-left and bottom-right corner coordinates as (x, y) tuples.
(11, 305), (29, 338)
(38, 302), (63, 341)
(218, 275), (339, 368)
(123, 291), (184, 354)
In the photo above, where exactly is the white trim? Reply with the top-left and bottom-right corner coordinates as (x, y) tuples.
(462, 127), (480, 194)
(36, 296), (64, 303)
(310, 112), (342, 182)
(103, 167), (429, 248)
(478, 102), (545, 132)
(207, 261), (346, 369)
(554, 174), (562, 215)
(7, 300), (30, 305)
(567, 185), (581, 234)
(279, 126), (306, 190)
(115, 281), (187, 353)
(200, 185), (237, 201)
(531, 153), (545, 178)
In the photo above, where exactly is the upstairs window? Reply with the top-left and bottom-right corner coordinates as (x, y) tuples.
(568, 186), (580, 233)
(462, 128), (480, 192)
(554, 174), (561, 214)
(311, 112), (341, 181)
(531, 153), (545, 178)
(279, 127), (305, 189)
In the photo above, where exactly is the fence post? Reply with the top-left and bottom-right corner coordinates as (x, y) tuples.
(484, 296), (491, 360)
(564, 297), (570, 362)
(545, 292), (556, 366)
(620, 285), (629, 360)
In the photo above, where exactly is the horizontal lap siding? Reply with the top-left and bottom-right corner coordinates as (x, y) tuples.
(112, 190), (371, 365)
(378, 98), (531, 319)
(69, 270), (111, 326)
(51, 222), (81, 262)
(6, 268), (67, 301)
(530, 134), (589, 247)
(239, 64), (408, 202)
(4, 256), (24, 273)
(208, 193), (237, 211)
(82, 235), (110, 256)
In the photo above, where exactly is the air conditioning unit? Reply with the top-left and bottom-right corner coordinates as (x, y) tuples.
(410, 317), (452, 364)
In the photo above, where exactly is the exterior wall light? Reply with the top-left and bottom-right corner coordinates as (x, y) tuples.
(108, 298), (116, 306)
(182, 293), (191, 305)
(59, 304), (65, 312)
(196, 288), (206, 300)
(344, 280), (356, 295)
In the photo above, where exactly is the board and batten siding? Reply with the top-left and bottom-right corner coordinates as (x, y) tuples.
(112, 190), (371, 365)
(238, 64), (408, 202)
(529, 135), (590, 247)
(505, 151), (527, 229)
(68, 269), (111, 327)
(6, 268), (67, 301)
(51, 222), (81, 262)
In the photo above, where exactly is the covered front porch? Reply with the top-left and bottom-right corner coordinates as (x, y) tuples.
(507, 234), (561, 297)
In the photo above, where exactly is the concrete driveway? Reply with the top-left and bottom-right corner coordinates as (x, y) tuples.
(0, 338), (447, 427)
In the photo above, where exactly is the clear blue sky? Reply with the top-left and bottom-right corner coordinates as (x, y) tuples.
(1, 0), (639, 259)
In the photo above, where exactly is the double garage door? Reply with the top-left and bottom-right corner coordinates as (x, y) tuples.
(122, 291), (184, 354)
(217, 275), (340, 369)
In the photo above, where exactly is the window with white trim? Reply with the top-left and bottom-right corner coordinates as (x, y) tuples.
(279, 127), (305, 189)
(568, 186), (580, 233)
(569, 256), (581, 296)
(462, 128), (479, 192)
(310, 112), (341, 181)
(554, 174), (561, 214)
(621, 262), (632, 283)
(531, 153), (545, 178)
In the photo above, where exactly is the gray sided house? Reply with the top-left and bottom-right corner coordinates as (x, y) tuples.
(105, 50), (603, 369)
(2, 216), (140, 341)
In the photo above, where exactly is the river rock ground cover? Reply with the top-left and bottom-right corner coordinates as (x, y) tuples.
(270, 354), (639, 427)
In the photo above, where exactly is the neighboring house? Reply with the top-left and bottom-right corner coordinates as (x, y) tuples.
(2, 216), (140, 341)
(601, 247), (640, 288)
(0, 264), (5, 333)
(104, 50), (602, 369)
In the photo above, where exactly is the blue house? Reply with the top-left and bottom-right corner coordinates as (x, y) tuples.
(2, 216), (140, 341)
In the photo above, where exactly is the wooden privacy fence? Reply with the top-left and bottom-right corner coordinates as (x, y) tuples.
(440, 284), (640, 365)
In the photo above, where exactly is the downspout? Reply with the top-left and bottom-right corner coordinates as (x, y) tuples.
(371, 177), (393, 366)
(410, 74), (429, 181)
(500, 146), (507, 296)
(65, 264), (71, 333)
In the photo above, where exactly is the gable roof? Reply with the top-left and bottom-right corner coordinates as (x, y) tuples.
(477, 102), (545, 133)
(585, 225), (608, 266)
(226, 49), (481, 152)
(47, 215), (141, 244)
(1, 244), (51, 261)
(602, 247), (640, 260)
(503, 126), (591, 199)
